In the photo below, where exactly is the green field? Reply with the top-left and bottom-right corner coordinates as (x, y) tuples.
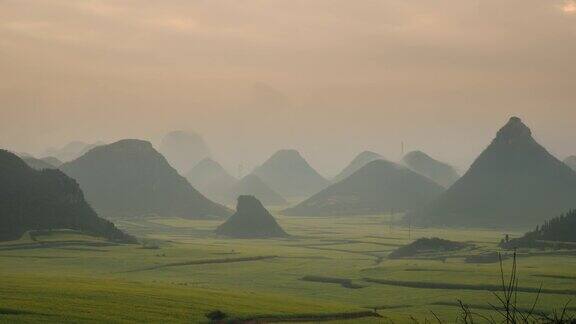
(1, 214), (575, 323)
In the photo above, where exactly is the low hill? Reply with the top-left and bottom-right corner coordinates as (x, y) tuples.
(402, 151), (460, 188)
(282, 160), (444, 216)
(60, 139), (230, 219)
(216, 196), (288, 238)
(0, 149), (134, 242)
(565, 156), (576, 171)
(185, 158), (237, 203)
(408, 117), (576, 228)
(389, 238), (468, 258)
(333, 151), (383, 183)
(252, 149), (329, 198)
(226, 174), (288, 206)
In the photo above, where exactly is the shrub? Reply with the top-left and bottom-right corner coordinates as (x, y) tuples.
(205, 310), (226, 321)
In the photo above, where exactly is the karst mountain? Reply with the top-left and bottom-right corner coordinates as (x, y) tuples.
(60, 139), (230, 219)
(408, 117), (576, 228)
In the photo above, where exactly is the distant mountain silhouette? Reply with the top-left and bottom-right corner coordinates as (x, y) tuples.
(226, 174), (288, 206)
(42, 156), (62, 167)
(402, 151), (460, 188)
(22, 156), (57, 170)
(215, 195), (288, 238)
(333, 151), (383, 183)
(60, 139), (230, 219)
(252, 150), (329, 198)
(159, 131), (211, 174)
(565, 156), (576, 171)
(44, 141), (104, 162)
(185, 158), (237, 203)
(0, 150), (134, 242)
(408, 117), (576, 228)
(283, 159), (444, 216)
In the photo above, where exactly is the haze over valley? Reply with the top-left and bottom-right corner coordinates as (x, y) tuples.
(1, 1), (576, 323)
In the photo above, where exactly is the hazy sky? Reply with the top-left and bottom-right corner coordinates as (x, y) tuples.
(1, 0), (575, 176)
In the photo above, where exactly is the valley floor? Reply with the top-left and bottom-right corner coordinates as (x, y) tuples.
(1, 214), (575, 323)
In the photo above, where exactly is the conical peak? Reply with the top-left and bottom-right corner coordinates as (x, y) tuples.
(111, 139), (153, 149)
(195, 157), (220, 169)
(365, 159), (402, 169)
(272, 149), (302, 160)
(404, 150), (429, 160)
(85, 139), (154, 156)
(495, 117), (532, 143)
(354, 159), (408, 175)
(263, 149), (310, 168)
(188, 158), (231, 179)
(236, 195), (263, 210)
(358, 150), (380, 157)
(355, 151), (382, 161)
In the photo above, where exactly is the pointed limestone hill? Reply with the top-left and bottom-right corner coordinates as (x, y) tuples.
(185, 158), (237, 203)
(333, 151), (383, 183)
(215, 195), (288, 238)
(159, 131), (211, 174)
(60, 139), (230, 219)
(252, 149), (329, 198)
(282, 159), (445, 216)
(0, 149), (134, 242)
(402, 151), (460, 188)
(564, 156), (576, 171)
(226, 174), (288, 206)
(408, 117), (576, 228)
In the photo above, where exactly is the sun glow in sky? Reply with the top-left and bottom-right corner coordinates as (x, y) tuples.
(1, 0), (576, 174)
(563, 1), (576, 13)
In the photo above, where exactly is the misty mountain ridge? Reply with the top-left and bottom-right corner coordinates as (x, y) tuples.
(185, 158), (237, 203)
(43, 141), (105, 162)
(252, 149), (329, 198)
(226, 174), (288, 206)
(159, 130), (211, 174)
(333, 151), (384, 183)
(22, 156), (58, 170)
(0, 149), (134, 243)
(283, 159), (445, 216)
(42, 156), (63, 167)
(565, 156), (576, 171)
(60, 139), (230, 219)
(402, 150), (460, 188)
(408, 117), (576, 228)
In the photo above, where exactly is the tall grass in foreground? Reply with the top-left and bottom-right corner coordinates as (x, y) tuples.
(452, 252), (574, 324)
